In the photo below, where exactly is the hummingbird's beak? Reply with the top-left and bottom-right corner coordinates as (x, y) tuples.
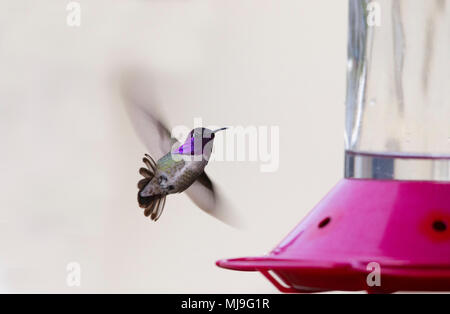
(212, 127), (228, 134)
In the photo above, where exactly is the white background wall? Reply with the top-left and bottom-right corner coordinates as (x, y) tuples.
(0, 0), (346, 293)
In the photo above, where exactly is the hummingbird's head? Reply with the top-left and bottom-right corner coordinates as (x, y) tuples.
(175, 127), (227, 156)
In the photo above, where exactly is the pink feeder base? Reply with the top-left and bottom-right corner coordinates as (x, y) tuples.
(216, 179), (450, 293)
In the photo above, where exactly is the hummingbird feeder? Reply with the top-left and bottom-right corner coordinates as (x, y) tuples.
(216, 0), (450, 293)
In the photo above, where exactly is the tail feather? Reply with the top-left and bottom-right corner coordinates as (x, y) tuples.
(144, 197), (158, 217)
(137, 154), (167, 221)
(138, 191), (155, 208)
(153, 196), (166, 221)
(144, 154), (157, 171)
(139, 167), (153, 178)
(149, 199), (161, 219)
(138, 154), (156, 208)
(138, 177), (151, 190)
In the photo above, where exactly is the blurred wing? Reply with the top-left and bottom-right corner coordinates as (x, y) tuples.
(121, 71), (179, 159)
(186, 172), (216, 212)
(186, 172), (241, 228)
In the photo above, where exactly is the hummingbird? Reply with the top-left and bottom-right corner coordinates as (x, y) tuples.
(120, 70), (239, 225)
(137, 127), (227, 221)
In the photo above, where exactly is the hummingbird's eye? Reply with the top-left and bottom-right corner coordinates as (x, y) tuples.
(168, 185), (175, 191)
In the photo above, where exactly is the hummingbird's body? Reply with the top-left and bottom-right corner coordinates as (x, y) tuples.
(137, 127), (224, 221)
(160, 147), (210, 192)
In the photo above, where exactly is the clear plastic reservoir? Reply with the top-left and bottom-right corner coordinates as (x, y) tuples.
(345, 0), (450, 181)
